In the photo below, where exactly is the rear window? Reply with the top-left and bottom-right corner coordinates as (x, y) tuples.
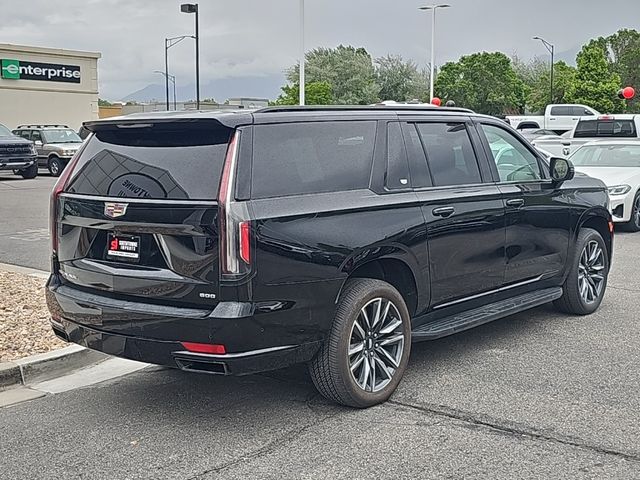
(574, 119), (637, 138)
(66, 123), (231, 200)
(251, 121), (376, 199)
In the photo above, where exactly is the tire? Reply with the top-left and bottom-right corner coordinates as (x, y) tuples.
(622, 192), (640, 232)
(309, 278), (412, 408)
(554, 228), (609, 315)
(19, 163), (38, 179)
(48, 156), (63, 177)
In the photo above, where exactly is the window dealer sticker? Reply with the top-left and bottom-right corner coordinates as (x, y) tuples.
(107, 173), (167, 199)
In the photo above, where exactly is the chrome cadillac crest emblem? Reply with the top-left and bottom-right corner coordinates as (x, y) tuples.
(104, 202), (128, 218)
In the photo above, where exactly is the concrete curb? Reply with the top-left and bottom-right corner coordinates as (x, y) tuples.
(0, 262), (109, 391)
(1, 345), (109, 390)
(0, 261), (49, 279)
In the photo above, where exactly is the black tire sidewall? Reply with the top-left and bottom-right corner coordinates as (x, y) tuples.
(19, 163), (38, 179)
(626, 193), (640, 232)
(333, 280), (411, 408)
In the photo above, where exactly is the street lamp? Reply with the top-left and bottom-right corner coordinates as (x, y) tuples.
(155, 71), (177, 110)
(419, 4), (450, 102)
(299, 0), (305, 106)
(164, 35), (194, 111)
(533, 36), (555, 105)
(181, 3), (200, 109)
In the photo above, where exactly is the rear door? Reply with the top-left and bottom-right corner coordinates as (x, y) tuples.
(56, 121), (233, 321)
(547, 106), (572, 132)
(403, 118), (506, 308)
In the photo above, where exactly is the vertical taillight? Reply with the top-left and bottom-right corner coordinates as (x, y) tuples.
(239, 221), (251, 264)
(218, 131), (251, 278)
(50, 141), (86, 257)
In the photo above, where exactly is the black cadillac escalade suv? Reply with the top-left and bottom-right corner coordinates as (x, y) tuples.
(47, 106), (612, 407)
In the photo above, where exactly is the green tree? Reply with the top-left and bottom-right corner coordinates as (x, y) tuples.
(274, 81), (333, 105)
(590, 29), (640, 112)
(566, 44), (624, 113)
(375, 54), (429, 102)
(286, 45), (380, 105)
(434, 52), (527, 115)
(98, 98), (113, 107)
(529, 61), (577, 112)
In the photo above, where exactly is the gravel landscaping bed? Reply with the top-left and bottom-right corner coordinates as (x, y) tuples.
(0, 271), (66, 362)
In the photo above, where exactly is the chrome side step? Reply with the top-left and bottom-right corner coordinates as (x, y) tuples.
(411, 287), (563, 341)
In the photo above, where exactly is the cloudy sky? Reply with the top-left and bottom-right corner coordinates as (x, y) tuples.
(1, 0), (638, 100)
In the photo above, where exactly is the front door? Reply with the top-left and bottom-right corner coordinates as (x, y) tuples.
(477, 122), (570, 285)
(403, 120), (506, 307)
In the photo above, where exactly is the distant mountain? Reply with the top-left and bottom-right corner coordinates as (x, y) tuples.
(122, 74), (285, 103)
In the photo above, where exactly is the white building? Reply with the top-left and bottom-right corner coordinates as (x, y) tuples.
(0, 43), (101, 130)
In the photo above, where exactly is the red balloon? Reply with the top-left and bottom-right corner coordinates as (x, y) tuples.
(431, 97), (442, 106)
(623, 87), (635, 99)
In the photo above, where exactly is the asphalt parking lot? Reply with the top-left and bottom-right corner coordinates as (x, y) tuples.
(1, 174), (640, 479)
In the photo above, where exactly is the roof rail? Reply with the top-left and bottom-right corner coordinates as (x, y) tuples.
(16, 124), (70, 129)
(255, 105), (474, 114)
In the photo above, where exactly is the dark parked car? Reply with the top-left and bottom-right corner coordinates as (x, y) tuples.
(13, 125), (83, 176)
(0, 123), (37, 179)
(47, 106), (613, 407)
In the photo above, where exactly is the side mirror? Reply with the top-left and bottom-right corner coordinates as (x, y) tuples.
(34, 140), (43, 147)
(550, 157), (575, 184)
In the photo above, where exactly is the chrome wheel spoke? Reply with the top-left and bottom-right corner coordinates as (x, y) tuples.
(348, 297), (405, 394)
(379, 318), (402, 336)
(578, 240), (606, 305)
(349, 342), (364, 357)
(376, 344), (400, 368)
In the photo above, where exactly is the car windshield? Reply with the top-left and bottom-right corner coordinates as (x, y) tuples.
(43, 129), (82, 144)
(570, 144), (640, 167)
(0, 124), (12, 136)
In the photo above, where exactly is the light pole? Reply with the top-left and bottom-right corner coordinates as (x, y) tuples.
(164, 35), (193, 111)
(534, 36), (555, 105)
(181, 3), (200, 109)
(419, 4), (450, 102)
(299, 0), (305, 106)
(155, 71), (177, 110)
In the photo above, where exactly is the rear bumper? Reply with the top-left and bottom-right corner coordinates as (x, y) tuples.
(46, 277), (329, 375)
(50, 317), (321, 375)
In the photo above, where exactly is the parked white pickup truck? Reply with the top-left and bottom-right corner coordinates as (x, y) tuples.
(531, 115), (640, 157)
(506, 104), (600, 134)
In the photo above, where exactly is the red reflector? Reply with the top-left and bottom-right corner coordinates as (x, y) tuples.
(181, 342), (227, 355)
(599, 115), (614, 121)
(239, 221), (251, 264)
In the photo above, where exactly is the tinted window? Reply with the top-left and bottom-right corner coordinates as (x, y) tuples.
(31, 131), (42, 143)
(386, 122), (410, 190)
(574, 120), (637, 138)
(482, 124), (542, 182)
(551, 106), (571, 116)
(66, 123), (232, 200)
(416, 123), (481, 187)
(252, 121), (376, 199)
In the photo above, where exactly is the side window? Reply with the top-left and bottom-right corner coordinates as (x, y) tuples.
(251, 121), (377, 199)
(583, 109), (595, 116)
(416, 123), (482, 187)
(386, 122), (410, 190)
(31, 131), (42, 143)
(551, 106), (571, 116)
(481, 124), (542, 182)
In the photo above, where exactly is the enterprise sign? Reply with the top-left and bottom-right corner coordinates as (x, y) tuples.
(1, 59), (81, 83)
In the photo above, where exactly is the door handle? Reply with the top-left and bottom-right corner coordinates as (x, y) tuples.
(432, 206), (455, 218)
(506, 198), (525, 208)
